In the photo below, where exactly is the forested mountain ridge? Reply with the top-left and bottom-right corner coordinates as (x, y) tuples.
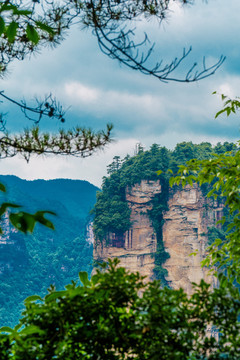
(0, 176), (99, 327)
(92, 141), (235, 286)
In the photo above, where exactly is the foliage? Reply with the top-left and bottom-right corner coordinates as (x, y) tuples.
(0, 124), (113, 160)
(207, 226), (226, 247)
(92, 170), (131, 242)
(0, 259), (239, 359)
(213, 92), (240, 119)
(0, 0), (59, 73)
(172, 145), (240, 283)
(0, 176), (98, 327)
(171, 94), (240, 283)
(148, 177), (170, 284)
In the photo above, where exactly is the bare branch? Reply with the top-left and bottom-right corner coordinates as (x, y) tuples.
(88, 2), (225, 83)
(0, 1), (224, 83)
(0, 91), (66, 125)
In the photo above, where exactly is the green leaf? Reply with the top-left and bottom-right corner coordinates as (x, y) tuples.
(9, 210), (56, 233)
(26, 23), (39, 44)
(10, 212), (34, 233)
(0, 182), (6, 192)
(14, 324), (22, 332)
(91, 274), (99, 285)
(0, 326), (13, 334)
(13, 9), (32, 16)
(79, 271), (91, 287)
(0, 4), (16, 12)
(24, 295), (43, 304)
(35, 21), (54, 34)
(6, 21), (18, 43)
(34, 211), (55, 230)
(45, 291), (66, 303)
(0, 17), (5, 36)
(215, 108), (226, 119)
(169, 177), (176, 187)
(20, 325), (44, 336)
(189, 250), (198, 257)
(0, 202), (21, 216)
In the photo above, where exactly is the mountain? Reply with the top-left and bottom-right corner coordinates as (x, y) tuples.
(92, 142), (233, 293)
(0, 176), (99, 327)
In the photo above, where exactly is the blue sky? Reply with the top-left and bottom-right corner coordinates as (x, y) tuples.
(1, 0), (240, 187)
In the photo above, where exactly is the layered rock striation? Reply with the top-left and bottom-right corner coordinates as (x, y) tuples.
(162, 183), (221, 294)
(94, 180), (222, 293)
(94, 180), (161, 281)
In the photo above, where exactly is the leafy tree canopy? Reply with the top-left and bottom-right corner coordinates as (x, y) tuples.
(0, 259), (239, 359)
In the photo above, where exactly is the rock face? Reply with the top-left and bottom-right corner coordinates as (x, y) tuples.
(94, 180), (222, 293)
(162, 183), (220, 294)
(94, 180), (161, 281)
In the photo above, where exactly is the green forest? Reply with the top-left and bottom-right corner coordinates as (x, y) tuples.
(0, 176), (98, 327)
(92, 141), (236, 283)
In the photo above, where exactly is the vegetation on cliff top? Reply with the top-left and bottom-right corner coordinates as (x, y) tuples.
(92, 141), (236, 282)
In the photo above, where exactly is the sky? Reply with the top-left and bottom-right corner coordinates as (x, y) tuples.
(1, 0), (240, 187)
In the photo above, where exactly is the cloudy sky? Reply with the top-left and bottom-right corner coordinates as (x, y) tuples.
(1, 0), (240, 187)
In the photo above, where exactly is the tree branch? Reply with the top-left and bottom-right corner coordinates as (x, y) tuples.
(0, 124), (113, 161)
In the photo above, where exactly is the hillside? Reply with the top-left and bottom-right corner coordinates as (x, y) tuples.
(0, 176), (99, 327)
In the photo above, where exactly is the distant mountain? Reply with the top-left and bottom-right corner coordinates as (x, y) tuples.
(0, 176), (99, 327)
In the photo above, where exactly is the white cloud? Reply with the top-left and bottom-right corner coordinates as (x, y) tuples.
(65, 82), (99, 103)
(64, 81), (167, 122)
(218, 83), (237, 99)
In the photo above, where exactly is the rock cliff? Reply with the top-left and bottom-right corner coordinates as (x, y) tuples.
(94, 180), (222, 293)
(94, 180), (161, 281)
(162, 183), (221, 294)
